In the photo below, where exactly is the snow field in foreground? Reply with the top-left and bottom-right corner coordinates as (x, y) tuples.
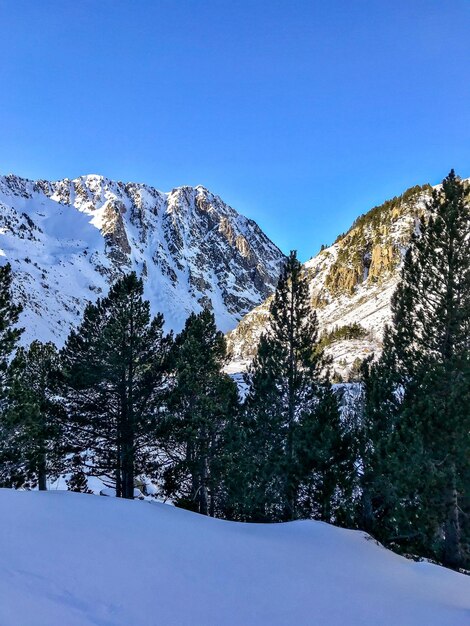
(0, 489), (469, 626)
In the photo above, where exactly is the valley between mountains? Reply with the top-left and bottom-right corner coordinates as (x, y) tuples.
(0, 173), (463, 379)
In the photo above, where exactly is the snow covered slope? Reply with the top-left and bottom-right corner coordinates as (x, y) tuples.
(0, 489), (468, 626)
(0, 174), (284, 343)
(227, 181), (469, 377)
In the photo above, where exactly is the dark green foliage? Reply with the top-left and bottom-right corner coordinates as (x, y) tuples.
(0, 341), (65, 490)
(317, 323), (368, 351)
(230, 333), (289, 521)
(66, 454), (92, 493)
(335, 183), (432, 245)
(0, 262), (24, 485)
(347, 357), (364, 382)
(360, 171), (470, 569)
(355, 349), (400, 539)
(162, 309), (239, 516)
(0, 263), (22, 403)
(62, 272), (172, 499)
(296, 384), (356, 524)
(236, 251), (353, 522)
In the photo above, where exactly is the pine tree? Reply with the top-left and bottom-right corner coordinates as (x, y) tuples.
(240, 251), (351, 522)
(0, 263), (22, 404)
(61, 272), (172, 499)
(232, 333), (288, 521)
(361, 171), (470, 568)
(66, 454), (92, 494)
(162, 309), (239, 516)
(0, 262), (23, 485)
(296, 384), (355, 524)
(0, 341), (65, 489)
(355, 350), (400, 539)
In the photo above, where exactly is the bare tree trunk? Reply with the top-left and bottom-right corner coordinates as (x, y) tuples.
(360, 483), (374, 534)
(320, 474), (332, 523)
(444, 466), (462, 569)
(116, 444), (122, 498)
(208, 430), (216, 518)
(121, 440), (134, 499)
(38, 450), (47, 491)
(199, 455), (208, 516)
(191, 473), (200, 512)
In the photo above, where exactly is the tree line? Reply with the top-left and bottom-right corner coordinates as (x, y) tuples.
(0, 170), (469, 571)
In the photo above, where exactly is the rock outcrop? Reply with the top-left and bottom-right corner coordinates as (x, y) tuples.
(0, 173), (285, 344)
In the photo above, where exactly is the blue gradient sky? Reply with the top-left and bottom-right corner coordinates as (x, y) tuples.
(1, 0), (470, 260)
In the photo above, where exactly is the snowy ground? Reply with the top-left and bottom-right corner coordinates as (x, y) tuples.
(0, 490), (469, 625)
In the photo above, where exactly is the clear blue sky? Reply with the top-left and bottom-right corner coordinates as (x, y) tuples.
(1, 0), (470, 260)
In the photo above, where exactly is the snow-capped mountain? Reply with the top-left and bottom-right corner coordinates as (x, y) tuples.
(227, 181), (469, 378)
(0, 174), (285, 344)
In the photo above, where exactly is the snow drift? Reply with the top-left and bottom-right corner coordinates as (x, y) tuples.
(0, 489), (469, 625)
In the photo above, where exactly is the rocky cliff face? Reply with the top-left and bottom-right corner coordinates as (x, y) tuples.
(226, 182), (454, 379)
(0, 174), (285, 345)
(3, 172), (468, 372)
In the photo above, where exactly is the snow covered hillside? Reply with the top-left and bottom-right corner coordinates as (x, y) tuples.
(0, 174), (284, 343)
(227, 181), (469, 377)
(0, 490), (468, 626)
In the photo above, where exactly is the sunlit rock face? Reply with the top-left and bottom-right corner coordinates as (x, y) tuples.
(227, 182), (470, 380)
(0, 173), (285, 344)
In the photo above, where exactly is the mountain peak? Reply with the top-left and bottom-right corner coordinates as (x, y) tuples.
(227, 179), (470, 379)
(0, 173), (285, 345)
